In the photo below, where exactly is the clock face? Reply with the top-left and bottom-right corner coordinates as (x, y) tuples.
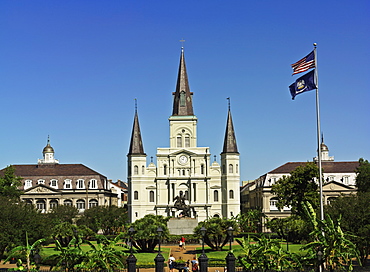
(179, 155), (188, 164)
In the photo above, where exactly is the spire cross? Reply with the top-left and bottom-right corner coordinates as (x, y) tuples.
(227, 97), (231, 111)
(134, 98), (137, 113)
(180, 38), (185, 49)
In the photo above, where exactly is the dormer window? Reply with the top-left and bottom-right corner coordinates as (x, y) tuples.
(64, 179), (72, 189)
(77, 179), (85, 189)
(50, 179), (58, 188)
(38, 179), (45, 185)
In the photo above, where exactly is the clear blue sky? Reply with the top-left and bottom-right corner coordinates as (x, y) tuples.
(1, 0), (369, 182)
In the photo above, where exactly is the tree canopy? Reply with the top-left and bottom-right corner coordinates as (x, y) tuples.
(129, 214), (170, 252)
(194, 217), (238, 251)
(355, 158), (370, 193)
(271, 162), (319, 216)
(76, 205), (128, 235)
(325, 192), (370, 266)
(0, 196), (50, 259)
(0, 165), (23, 199)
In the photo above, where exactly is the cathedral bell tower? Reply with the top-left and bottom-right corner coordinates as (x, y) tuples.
(220, 99), (240, 218)
(127, 102), (147, 222)
(169, 47), (198, 149)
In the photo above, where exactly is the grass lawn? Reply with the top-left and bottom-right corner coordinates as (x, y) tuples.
(195, 242), (307, 261)
(40, 243), (170, 267)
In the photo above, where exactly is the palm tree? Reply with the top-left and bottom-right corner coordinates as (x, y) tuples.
(4, 232), (45, 272)
(301, 202), (361, 271)
(75, 234), (128, 271)
(44, 237), (84, 271)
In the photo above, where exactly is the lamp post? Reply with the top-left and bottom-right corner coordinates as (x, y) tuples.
(154, 227), (165, 272)
(317, 250), (323, 272)
(225, 226), (236, 272)
(285, 227), (289, 252)
(198, 227), (208, 272)
(127, 227), (137, 272)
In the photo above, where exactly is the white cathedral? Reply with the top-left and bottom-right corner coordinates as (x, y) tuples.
(127, 48), (241, 223)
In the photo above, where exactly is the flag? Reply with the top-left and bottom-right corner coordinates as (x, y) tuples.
(289, 70), (317, 100)
(291, 50), (315, 75)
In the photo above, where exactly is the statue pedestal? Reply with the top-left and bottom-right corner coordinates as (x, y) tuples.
(167, 217), (198, 235)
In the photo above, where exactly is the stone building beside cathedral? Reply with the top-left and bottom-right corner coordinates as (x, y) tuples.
(127, 49), (241, 222)
(0, 138), (119, 213)
(241, 139), (359, 223)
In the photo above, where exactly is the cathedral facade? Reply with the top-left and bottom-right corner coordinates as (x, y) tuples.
(127, 49), (241, 222)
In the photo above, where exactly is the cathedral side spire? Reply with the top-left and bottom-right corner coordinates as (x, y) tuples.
(222, 98), (239, 154)
(128, 100), (145, 155)
(172, 48), (194, 116)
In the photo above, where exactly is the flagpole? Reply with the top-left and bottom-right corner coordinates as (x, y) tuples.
(314, 43), (324, 222)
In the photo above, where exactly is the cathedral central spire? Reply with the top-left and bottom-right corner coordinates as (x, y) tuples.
(172, 48), (194, 116)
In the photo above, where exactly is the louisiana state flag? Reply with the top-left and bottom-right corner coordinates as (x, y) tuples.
(289, 70), (317, 100)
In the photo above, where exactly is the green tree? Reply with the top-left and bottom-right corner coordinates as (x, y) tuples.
(355, 158), (370, 193)
(237, 234), (302, 271)
(47, 205), (79, 225)
(76, 234), (128, 271)
(236, 208), (265, 233)
(194, 217), (238, 251)
(266, 215), (311, 243)
(129, 214), (170, 252)
(77, 205), (128, 235)
(0, 196), (50, 259)
(44, 237), (85, 271)
(302, 202), (360, 271)
(325, 192), (370, 266)
(271, 162), (319, 216)
(51, 222), (95, 247)
(4, 232), (45, 272)
(0, 165), (23, 199)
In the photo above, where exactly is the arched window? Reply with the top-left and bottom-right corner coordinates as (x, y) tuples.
(201, 164), (204, 175)
(134, 165), (139, 175)
(134, 191), (139, 200)
(36, 200), (46, 211)
(64, 199), (72, 206)
(164, 165), (167, 175)
(50, 200), (58, 209)
(236, 164), (239, 173)
(149, 191), (155, 202)
(89, 199), (98, 208)
(185, 136), (190, 147)
(229, 164), (233, 173)
(76, 199), (85, 210)
(229, 190), (234, 199)
(142, 165), (145, 174)
(177, 136), (182, 148)
(269, 197), (279, 211)
(214, 190), (219, 202)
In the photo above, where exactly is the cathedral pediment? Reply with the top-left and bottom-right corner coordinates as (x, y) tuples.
(171, 149), (198, 156)
(24, 184), (60, 194)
